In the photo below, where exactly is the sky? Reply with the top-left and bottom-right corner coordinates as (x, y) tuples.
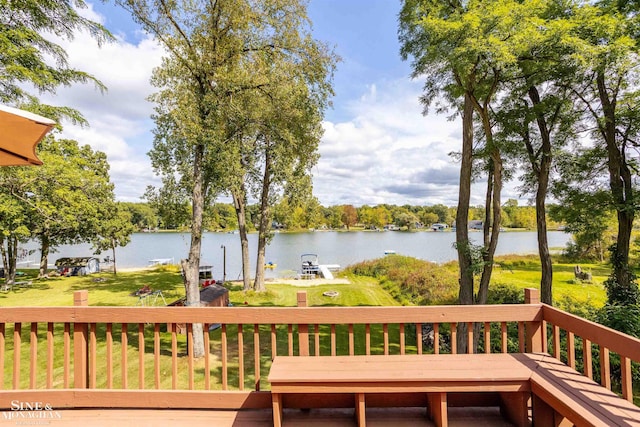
(40, 0), (523, 207)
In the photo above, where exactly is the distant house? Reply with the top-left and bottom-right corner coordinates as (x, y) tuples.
(469, 220), (484, 230)
(55, 257), (100, 276)
(431, 223), (448, 231)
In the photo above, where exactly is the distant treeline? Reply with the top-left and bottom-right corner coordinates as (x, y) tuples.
(122, 198), (560, 232)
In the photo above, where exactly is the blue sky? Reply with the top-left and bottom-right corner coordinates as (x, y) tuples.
(43, 1), (515, 207)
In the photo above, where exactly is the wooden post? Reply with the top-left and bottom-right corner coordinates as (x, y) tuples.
(297, 291), (309, 356)
(73, 290), (88, 388)
(524, 288), (542, 353)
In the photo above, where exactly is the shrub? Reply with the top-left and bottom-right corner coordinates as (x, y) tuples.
(346, 255), (458, 305)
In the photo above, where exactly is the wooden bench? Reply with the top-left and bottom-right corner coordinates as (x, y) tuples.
(526, 354), (640, 427)
(268, 353), (539, 427)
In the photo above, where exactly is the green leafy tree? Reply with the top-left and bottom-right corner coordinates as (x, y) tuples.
(0, 137), (114, 279)
(400, 0), (540, 352)
(0, 0), (110, 118)
(122, 202), (158, 231)
(566, 3), (640, 304)
(93, 202), (136, 275)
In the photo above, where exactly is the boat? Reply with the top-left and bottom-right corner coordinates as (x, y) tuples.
(384, 250), (396, 255)
(301, 253), (319, 276)
(265, 262), (277, 269)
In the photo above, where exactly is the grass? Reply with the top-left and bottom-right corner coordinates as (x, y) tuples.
(491, 255), (608, 308)
(1, 266), (403, 390)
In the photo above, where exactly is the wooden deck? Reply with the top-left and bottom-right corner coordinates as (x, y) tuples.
(28, 407), (516, 426)
(2, 288), (640, 426)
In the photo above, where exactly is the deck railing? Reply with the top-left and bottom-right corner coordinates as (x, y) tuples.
(0, 288), (639, 410)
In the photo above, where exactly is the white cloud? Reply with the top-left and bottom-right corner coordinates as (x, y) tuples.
(39, 4), (164, 202)
(32, 3), (523, 208)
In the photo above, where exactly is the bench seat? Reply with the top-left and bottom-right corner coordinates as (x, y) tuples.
(269, 353), (540, 427)
(527, 354), (640, 427)
(269, 353), (640, 427)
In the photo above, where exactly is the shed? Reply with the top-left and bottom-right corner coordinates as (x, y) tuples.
(55, 257), (100, 276)
(168, 284), (230, 334)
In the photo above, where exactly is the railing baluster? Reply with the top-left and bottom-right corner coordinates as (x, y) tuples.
(383, 324), (389, 355)
(451, 323), (457, 354)
(90, 323), (97, 388)
(106, 323), (113, 389)
(138, 323), (145, 390)
(254, 324), (260, 391)
(121, 323), (128, 389)
(222, 324), (228, 390)
(287, 324), (293, 356)
(187, 324), (194, 390)
(484, 322), (491, 354)
(0, 324), (4, 390)
(621, 355), (632, 402)
(417, 323), (422, 355)
(63, 323), (70, 388)
(541, 320), (548, 353)
(13, 323), (21, 389)
(204, 324), (210, 391)
(331, 324), (336, 356)
(46, 323), (53, 389)
(171, 323), (177, 390)
(567, 332), (575, 369)
(270, 324), (276, 359)
(518, 322), (525, 353)
(314, 324), (320, 357)
(154, 324), (160, 390)
(501, 322), (507, 353)
(600, 345), (611, 390)
(238, 324), (245, 390)
(400, 323), (405, 355)
(30, 322), (37, 389)
(583, 338), (592, 379)
(466, 322), (473, 354)
(365, 324), (371, 355)
(349, 324), (354, 356)
(434, 323), (440, 354)
(552, 324), (560, 359)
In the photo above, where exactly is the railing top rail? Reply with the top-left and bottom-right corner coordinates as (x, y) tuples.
(0, 304), (543, 324)
(542, 304), (640, 361)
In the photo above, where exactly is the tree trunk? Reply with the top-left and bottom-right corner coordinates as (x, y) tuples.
(597, 72), (636, 297)
(232, 187), (252, 291)
(456, 93), (475, 354)
(254, 147), (272, 292)
(111, 242), (118, 276)
(185, 143), (205, 358)
(4, 235), (18, 284)
(38, 233), (50, 278)
(527, 85), (554, 305)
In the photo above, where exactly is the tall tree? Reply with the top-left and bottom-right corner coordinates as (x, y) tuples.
(0, 0), (110, 118)
(399, 0), (537, 352)
(567, 3), (640, 305)
(494, 1), (580, 304)
(0, 137), (114, 280)
(93, 202), (136, 275)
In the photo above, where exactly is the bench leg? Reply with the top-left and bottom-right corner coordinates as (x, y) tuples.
(355, 393), (366, 426)
(532, 394), (572, 427)
(427, 392), (447, 427)
(499, 391), (530, 427)
(272, 392), (283, 427)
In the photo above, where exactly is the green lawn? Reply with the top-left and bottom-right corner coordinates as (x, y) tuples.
(491, 256), (608, 308)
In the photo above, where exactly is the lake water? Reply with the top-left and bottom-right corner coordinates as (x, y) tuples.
(19, 230), (571, 280)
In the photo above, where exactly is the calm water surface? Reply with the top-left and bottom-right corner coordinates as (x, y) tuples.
(21, 230), (571, 280)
